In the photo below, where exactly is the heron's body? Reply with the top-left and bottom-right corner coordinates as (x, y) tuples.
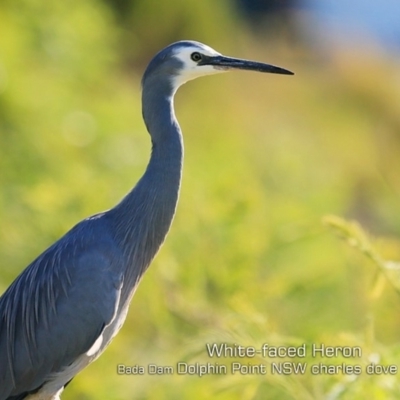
(0, 41), (292, 399)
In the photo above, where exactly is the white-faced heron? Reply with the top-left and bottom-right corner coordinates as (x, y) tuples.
(0, 40), (293, 399)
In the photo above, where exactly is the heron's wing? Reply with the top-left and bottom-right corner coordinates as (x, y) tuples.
(0, 218), (124, 398)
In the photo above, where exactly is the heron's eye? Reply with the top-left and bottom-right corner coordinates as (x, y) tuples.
(190, 52), (202, 62)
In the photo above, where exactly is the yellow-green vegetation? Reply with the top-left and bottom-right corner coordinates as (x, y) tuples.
(1, 1), (400, 399)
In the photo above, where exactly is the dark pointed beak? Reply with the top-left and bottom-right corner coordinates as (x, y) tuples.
(200, 55), (294, 75)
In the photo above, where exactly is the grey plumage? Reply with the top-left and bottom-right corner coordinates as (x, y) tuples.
(0, 40), (293, 399)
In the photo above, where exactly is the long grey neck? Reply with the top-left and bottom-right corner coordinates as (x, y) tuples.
(109, 78), (183, 287)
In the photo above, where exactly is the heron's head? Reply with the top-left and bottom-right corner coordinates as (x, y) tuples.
(142, 41), (293, 93)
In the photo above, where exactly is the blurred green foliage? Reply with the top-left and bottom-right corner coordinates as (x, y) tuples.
(1, 1), (400, 399)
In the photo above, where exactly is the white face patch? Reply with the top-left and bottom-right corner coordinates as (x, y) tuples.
(171, 44), (227, 88)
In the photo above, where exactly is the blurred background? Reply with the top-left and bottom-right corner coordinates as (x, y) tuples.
(1, 0), (400, 399)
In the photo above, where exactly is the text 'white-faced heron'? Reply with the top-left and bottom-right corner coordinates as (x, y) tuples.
(0, 40), (293, 399)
